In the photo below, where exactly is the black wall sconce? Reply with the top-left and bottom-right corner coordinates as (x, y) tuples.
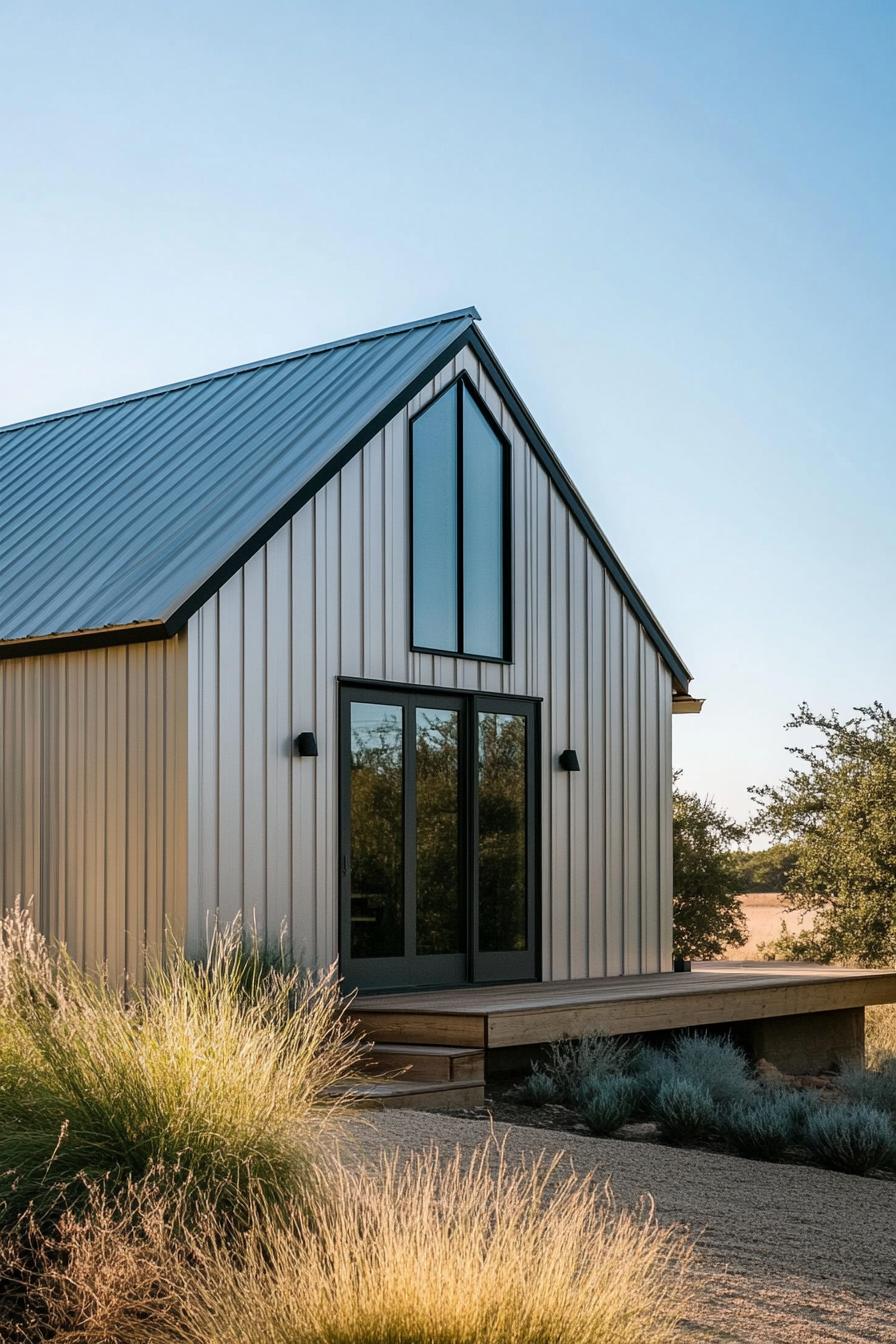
(294, 732), (318, 757)
(558, 748), (580, 772)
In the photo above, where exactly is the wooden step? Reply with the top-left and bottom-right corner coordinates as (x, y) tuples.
(329, 1078), (484, 1111)
(364, 1043), (485, 1083)
(352, 1008), (486, 1048)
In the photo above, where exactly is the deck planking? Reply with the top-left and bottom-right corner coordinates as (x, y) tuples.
(350, 963), (896, 1049)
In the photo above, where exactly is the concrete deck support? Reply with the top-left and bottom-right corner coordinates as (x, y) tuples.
(747, 1007), (864, 1075)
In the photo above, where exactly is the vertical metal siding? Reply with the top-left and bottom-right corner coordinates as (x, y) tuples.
(187, 348), (674, 977)
(0, 638), (188, 984)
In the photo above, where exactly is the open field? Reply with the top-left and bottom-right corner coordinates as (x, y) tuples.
(726, 894), (817, 959)
(356, 1111), (896, 1344)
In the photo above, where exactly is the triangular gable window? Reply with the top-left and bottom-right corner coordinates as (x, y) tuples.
(410, 376), (511, 661)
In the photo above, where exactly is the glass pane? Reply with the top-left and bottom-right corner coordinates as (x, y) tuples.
(462, 390), (504, 658)
(349, 702), (403, 959)
(478, 712), (527, 953)
(415, 707), (463, 956)
(412, 387), (458, 651)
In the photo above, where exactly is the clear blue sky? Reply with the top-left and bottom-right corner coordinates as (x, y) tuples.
(2, 1), (893, 831)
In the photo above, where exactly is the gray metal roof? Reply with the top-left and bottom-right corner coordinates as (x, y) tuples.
(0, 305), (691, 689)
(0, 308), (479, 644)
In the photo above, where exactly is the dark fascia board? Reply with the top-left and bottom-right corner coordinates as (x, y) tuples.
(465, 327), (692, 694)
(0, 621), (170, 662)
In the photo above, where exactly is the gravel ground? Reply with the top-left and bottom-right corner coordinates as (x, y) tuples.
(352, 1110), (896, 1344)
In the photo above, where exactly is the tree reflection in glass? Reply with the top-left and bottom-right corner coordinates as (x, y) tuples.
(415, 708), (462, 955)
(350, 703), (403, 958)
(478, 712), (527, 952)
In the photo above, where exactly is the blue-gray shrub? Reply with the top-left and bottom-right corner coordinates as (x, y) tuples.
(652, 1079), (717, 1144)
(720, 1093), (809, 1161)
(578, 1076), (640, 1135)
(776, 1090), (814, 1141)
(630, 1046), (678, 1092)
(543, 1032), (633, 1103)
(515, 1067), (563, 1107)
(670, 1033), (753, 1106)
(838, 1064), (896, 1115)
(804, 1103), (894, 1176)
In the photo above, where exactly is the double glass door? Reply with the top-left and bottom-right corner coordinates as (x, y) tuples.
(339, 686), (537, 991)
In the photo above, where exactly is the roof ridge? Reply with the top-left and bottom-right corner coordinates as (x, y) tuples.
(0, 306), (481, 437)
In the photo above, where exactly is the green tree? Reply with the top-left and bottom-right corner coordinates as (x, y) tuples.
(731, 841), (800, 893)
(673, 776), (748, 960)
(750, 702), (896, 967)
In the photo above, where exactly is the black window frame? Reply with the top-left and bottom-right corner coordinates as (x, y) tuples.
(409, 373), (513, 664)
(338, 677), (541, 992)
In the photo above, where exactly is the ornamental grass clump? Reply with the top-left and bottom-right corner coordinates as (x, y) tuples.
(578, 1076), (641, 1136)
(515, 1066), (563, 1107)
(652, 1079), (717, 1145)
(719, 1093), (808, 1162)
(171, 1138), (695, 1344)
(774, 1089), (814, 1141)
(545, 1031), (634, 1103)
(0, 905), (365, 1226)
(630, 1045), (678, 1098)
(669, 1032), (754, 1107)
(804, 1102), (894, 1176)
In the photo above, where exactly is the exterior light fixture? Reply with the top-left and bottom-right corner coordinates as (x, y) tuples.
(294, 732), (318, 757)
(558, 749), (580, 772)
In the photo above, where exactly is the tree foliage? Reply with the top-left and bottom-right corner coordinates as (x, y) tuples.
(672, 777), (747, 960)
(731, 841), (800, 893)
(750, 702), (896, 967)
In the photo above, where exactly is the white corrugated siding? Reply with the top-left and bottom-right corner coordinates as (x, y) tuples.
(187, 346), (674, 978)
(0, 638), (188, 984)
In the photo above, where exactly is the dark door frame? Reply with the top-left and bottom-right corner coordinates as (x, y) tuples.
(469, 693), (539, 985)
(338, 678), (541, 993)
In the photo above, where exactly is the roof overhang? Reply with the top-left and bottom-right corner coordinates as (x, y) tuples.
(0, 621), (169, 661)
(672, 693), (704, 715)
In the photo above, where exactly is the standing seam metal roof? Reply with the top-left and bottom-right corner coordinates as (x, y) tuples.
(0, 308), (479, 643)
(0, 306), (691, 689)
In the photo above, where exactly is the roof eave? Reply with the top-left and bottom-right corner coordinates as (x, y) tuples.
(0, 621), (170, 661)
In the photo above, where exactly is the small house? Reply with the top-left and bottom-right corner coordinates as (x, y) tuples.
(0, 308), (695, 991)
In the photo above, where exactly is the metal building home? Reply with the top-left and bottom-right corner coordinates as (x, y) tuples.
(0, 307), (695, 993)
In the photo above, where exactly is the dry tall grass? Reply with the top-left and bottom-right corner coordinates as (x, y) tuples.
(2, 1141), (695, 1344)
(0, 911), (695, 1342)
(0, 1179), (186, 1343)
(866, 1003), (896, 1070)
(0, 905), (366, 1224)
(164, 1138), (694, 1344)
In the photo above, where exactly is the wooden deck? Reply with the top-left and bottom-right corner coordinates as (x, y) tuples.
(351, 962), (896, 1049)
